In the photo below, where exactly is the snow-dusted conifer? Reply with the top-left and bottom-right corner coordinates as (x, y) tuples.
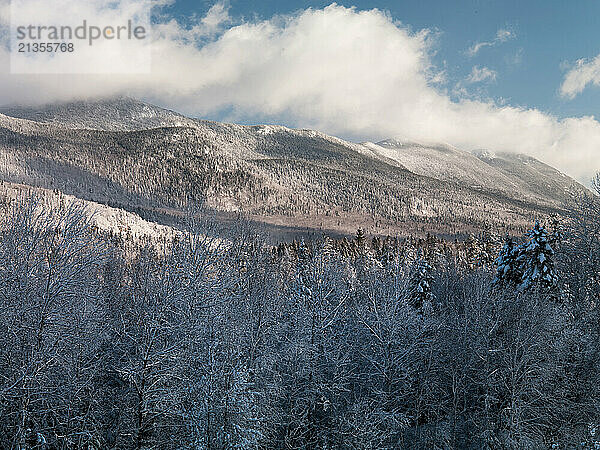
(494, 237), (522, 285)
(517, 221), (558, 291)
(355, 228), (366, 246)
(410, 256), (435, 309)
(549, 217), (564, 248)
(322, 235), (336, 258)
(466, 234), (484, 269)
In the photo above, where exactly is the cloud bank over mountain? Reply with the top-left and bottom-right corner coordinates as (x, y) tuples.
(0, 1), (598, 184)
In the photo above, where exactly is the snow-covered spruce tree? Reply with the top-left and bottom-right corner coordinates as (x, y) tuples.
(352, 228), (381, 276)
(322, 235), (337, 259)
(549, 217), (565, 249)
(517, 221), (558, 291)
(466, 233), (485, 270)
(483, 233), (502, 268)
(353, 227), (368, 258)
(355, 227), (366, 245)
(410, 257), (435, 310)
(494, 237), (523, 286)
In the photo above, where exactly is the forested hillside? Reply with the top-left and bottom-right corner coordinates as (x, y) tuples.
(0, 178), (598, 448)
(0, 99), (590, 238)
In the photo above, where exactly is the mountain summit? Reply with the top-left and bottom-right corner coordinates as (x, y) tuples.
(0, 98), (194, 131)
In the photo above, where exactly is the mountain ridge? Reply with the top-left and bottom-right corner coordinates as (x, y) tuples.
(0, 98), (590, 238)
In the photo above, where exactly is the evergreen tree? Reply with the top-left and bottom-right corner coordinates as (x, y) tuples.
(517, 221), (558, 291)
(466, 234), (483, 269)
(494, 237), (523, 285)
(549, 217), (564, 248)
(322, 235), (336, 259)
(355, 227), (366, 245)
(482, 233), (502, 268)
(355, 228), (367, 257)
(410, 257), (435, 309)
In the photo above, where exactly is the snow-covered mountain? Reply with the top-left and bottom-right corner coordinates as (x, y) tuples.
(0, 98), (195, 131)
(0, 98), (590, 237)
(361, 139), (584, 209)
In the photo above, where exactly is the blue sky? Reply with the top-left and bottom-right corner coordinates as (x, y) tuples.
(168, 0), (600, 121)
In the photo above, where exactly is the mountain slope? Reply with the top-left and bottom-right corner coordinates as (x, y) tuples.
(0, 99), (589, 237)
(0, 180), (181, 241)
(362, 139), (585, 209)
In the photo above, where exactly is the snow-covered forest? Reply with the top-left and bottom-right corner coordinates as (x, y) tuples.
(0, 175), (598, 449)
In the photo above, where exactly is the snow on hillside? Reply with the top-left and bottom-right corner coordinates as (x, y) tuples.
(367, 140), (524, 189)
(0, 181), (181, 242)
(362, 139), (584, 208)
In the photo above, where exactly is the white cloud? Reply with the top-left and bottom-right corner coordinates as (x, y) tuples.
(188, 1), (231, 38)
(0, 3), (598, 184)
(560, 55), (600, 99)
(467, 28), (514, 57)
(200, 1), (230, 31)
(466, 66), (497, 83)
